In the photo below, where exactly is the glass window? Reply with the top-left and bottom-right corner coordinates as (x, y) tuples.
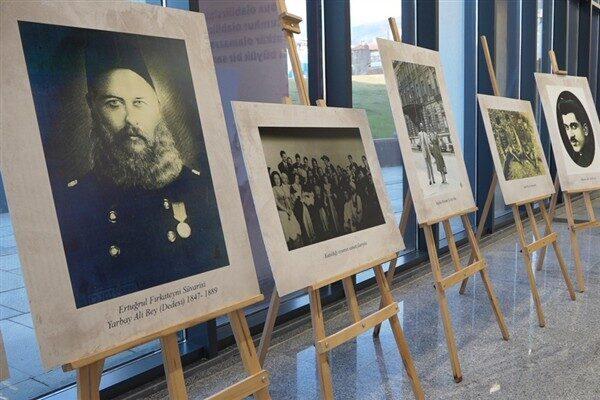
(166, 0), (189, 10)
(590, 7), (600, 102)
(349, 1), (414, 254)
(196, 1), (288, 308)
(493, 0), (522, 220)
(438, 0), (467, 238)
(286, 0), (308, 104)
(534, 0), (545, 128)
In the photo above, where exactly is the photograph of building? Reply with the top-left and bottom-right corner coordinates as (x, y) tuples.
(393, 60), (460, 198)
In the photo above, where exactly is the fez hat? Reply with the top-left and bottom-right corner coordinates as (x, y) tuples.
(85, 30), (154, 92)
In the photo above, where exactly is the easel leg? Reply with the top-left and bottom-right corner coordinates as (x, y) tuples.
(564, 192), (586, 292)
(373, 266), (425, 399)
(342, 276), (362, 323)
(461, 173), (499, 294)
(257, 290), (281, 366)
(372, 256), (398, 338)
(229, 309), (271, 400)
(512, 206), (545, 327)
(479, 268), (512, 336)
(160, 333), (188, 400)
(539, 202), (576, 300)
(536, 176), (560, 271)
(423, 225), (462, 382)
(461, 214), (510, 340)
(309, 289), (334, 399)
(374, 190), (413, 338)
(77, 360), (104, 400)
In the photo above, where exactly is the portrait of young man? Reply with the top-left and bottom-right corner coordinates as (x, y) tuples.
(556, 90), (595, 168)
(18, 23), (229, 308)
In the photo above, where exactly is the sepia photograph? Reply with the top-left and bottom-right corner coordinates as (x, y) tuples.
(259, 127), (386, 251)
(478, 94), (554, 205)
(488, 109), (546, 180)
(392, 60), (461, 198)
(18, 22), (230, 308)
(233, 102), (404, 296)
(556, 90), (595, 168)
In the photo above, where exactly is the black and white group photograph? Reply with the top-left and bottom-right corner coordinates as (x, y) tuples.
(18, 22), (229, 308)
(488, 109), (546, 180)
(392, 60), (461, 198)
(556, 90), (595, 168)
(259, 127), (386, 251)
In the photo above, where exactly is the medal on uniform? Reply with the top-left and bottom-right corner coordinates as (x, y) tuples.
(172, 202), (191, 238)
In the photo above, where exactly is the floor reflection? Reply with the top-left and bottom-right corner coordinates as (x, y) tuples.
(123, 198), (600, 399)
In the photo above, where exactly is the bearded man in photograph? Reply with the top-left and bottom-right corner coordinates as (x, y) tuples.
(59, 33), (227, 307)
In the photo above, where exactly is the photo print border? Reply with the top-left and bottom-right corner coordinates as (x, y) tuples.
(0, 1), (260, 368)
(233, 102), (404, 296)
(378, 38), (475, 224)
(477, 94), (555, 205)
(535, 73), (600, 192)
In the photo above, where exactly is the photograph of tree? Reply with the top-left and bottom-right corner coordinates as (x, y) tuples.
(488, 109), (545, 180)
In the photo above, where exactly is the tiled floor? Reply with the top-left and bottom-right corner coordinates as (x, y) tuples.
(116, 197), (600, 400)
(1, 195), (598, 399)
(0, 213), (162, 400)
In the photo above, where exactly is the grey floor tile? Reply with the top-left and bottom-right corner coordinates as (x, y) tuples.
(0, 289), (29, 314)
(0, 378), (50, 400)
(0, 272), (24, 293)
(0, 306), (21, 321)
(8, 314), (32, 329)
(0, 320), (44, 377)
(0, 255), (19, 273)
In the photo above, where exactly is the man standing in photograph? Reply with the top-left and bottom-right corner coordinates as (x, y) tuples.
(429, 131), (447, 184)
(278, 150), (294, 182)
(418, 123), (435, 185)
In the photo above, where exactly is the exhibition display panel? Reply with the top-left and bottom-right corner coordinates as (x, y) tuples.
(1, 2), (270, 399)
(0, 1), (597, 399)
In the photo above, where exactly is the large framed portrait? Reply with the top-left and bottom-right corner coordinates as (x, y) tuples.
(535, 73), (600, 192)
(378, 39), (475, 224)
(477, 95), (555, 205)
(0, 2), (260, 368)
(233, 102), (404, 296)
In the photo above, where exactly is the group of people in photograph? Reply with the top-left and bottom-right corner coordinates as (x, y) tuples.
(268, 150), (385, 250)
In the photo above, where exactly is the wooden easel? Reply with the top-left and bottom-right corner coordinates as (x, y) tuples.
(373, 18), (509, 383)
(256, 3), (424, 399)
(532, 50), (600, 292)
(64, 295), (271, 400)
(479, 36), (576, 327)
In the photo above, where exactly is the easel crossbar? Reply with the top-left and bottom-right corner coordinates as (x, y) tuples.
(315, 303), (398, 354)
(523, 232), (557, 254)
(205, 370), (270, 400)
(572, 220), (600, 231)
(439, 260), (485, 290)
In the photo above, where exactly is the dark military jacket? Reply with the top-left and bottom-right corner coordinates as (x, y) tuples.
(54, 166), (229, 308)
